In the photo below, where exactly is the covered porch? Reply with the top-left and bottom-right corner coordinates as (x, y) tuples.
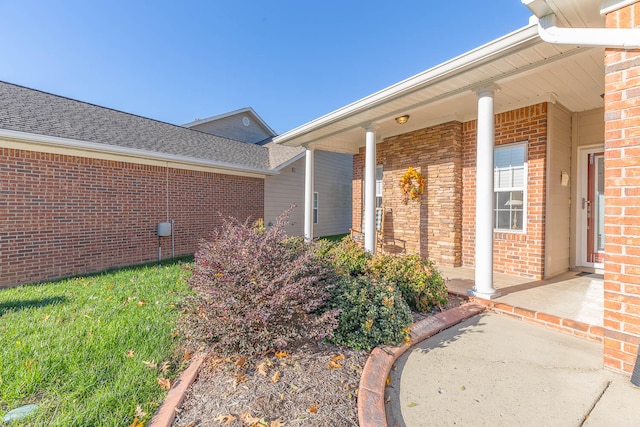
(441, 265), (604, 339)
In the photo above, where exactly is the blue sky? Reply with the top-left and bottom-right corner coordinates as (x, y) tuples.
(0, 1), (532, 134)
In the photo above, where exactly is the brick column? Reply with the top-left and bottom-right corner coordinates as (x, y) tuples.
(603, 2), (640, 373)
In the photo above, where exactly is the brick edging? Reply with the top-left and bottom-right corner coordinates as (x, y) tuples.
(148, 353), (206, 427)
(357, 302), (485, 427)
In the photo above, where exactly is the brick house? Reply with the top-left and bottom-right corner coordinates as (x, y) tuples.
(274, 0), (640, 374)
(0, 82), (350, 288)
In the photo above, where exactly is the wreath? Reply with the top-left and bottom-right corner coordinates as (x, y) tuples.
(399, 167), (426, 204)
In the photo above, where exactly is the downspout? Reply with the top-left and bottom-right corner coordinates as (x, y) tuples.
(536, 14), (640, 48)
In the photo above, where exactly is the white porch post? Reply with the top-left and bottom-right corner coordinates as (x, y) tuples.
(364, 126), (376, 253)
(304, 147), (315, 241)
(471, 86), (500, 299)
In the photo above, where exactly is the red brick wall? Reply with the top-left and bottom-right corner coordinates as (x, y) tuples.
(603, 2), (640, 373)
(462, 103), (548, 279)
(352, 122), (463, 265)
(0, 148), (264, 287)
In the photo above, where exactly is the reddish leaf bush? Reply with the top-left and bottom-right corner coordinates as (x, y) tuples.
(186, 211), (339, 358)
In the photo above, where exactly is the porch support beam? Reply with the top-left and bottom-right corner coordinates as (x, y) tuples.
(304, 147), (315, 241)
(471, 86), (500, 299)
(364, 126), (377, 253)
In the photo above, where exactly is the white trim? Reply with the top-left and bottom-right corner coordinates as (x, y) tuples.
(273, 24), (540, 146)
(313, 192), (319, 225)
(0, 128), (276, 177)
(601, 0), (638, 15)
(576, 144), (605, 269)
(493, 141), (528, 234)
(182, 107), (277, 137)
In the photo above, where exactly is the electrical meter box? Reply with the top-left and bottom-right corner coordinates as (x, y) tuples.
(157, 222), (172, 237)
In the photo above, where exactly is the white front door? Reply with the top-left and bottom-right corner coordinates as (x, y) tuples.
(578, 146), (605, 269)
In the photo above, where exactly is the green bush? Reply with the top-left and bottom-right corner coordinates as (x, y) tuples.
(369, 254), (448, 312)
(328, 276), (412, 350)
(327, 237), (371, 277)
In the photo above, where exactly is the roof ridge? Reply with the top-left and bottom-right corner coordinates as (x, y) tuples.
(0, 80), (255, 146)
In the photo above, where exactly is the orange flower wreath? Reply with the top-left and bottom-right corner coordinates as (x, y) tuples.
(399, 167), (426, 204)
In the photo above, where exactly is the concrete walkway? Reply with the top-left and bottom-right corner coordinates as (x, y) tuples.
(386, 312), (640, 427)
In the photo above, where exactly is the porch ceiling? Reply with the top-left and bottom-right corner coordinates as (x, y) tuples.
(274, 22), (605, 155)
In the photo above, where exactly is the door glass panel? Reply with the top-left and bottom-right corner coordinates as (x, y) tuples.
(595, 155), (605, 253)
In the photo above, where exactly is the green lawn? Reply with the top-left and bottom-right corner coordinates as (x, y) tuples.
(320, 233), (348, 242)
(0, 259), (193, 426)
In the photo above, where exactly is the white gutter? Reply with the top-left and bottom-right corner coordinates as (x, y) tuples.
(0, 128), (278, 176)
(537, 14), (640, 47)
(273, 24), (540, 146)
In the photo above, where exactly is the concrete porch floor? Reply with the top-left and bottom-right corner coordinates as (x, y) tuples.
(439, 266), (604, 327)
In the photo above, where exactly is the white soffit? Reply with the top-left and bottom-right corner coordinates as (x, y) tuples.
(274, 22), (604, 154)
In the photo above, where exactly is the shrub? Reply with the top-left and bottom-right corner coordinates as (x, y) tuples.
(328, 276), (412, 350)
(327, 237), (371, 277)
(369, 254), (448, 312)
(186, 211), (339, 358)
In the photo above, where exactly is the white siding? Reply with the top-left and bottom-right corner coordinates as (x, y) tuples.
(545, 103), (572, 278)
(264, 151), (352, 238)
(313, 151), (353, 237)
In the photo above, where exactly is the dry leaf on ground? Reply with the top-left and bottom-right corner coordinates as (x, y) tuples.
(271, 371), (281, 383)
(143, 360), (157, 369)
(257, 362), (269, 377)
(157, 377), (171, 390)
(214, 414), (237, 425)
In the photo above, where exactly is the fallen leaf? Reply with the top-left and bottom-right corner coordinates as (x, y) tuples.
(257, 362), (269, 377)
(126, 349), (135, 358)
(234, 356), (247, 368)
(143, 360), (157, 369)
(137, 299), (146, 306)
(183, 351), (192, 360)
(43, 314), (51, 321)
(328, 360), (343, 370)
(160, 361), (170, 373)
(308, 404), (318, 414)
(407, 402), (417, 407)
(135, 404), (146, 418)
(271, 370), (281, 383)
(461, 385), (466, 391)
(270, 419), (285, 427)
(129, 417), (144, 427)
(240, 411), (261, 424)
(385, 376), (392, 386)
(234, 374), (248, 384)
(214, 414), (236, 425)
(330, 354), (345, 363)
(275, 351), (290, 359)
(157, 377), (171, 390)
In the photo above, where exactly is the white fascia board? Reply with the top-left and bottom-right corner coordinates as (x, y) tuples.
(273, 24), (540, 147)
(0, 128), (277, 176)
(601, 0), (638, 15)
(183, 107), (278, 137)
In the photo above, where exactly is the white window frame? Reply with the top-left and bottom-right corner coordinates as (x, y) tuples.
(493, 142), (527, 234)
(313, 192), (318, 224)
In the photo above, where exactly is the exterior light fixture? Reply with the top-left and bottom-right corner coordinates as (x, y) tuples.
(395, 115), (410, 125)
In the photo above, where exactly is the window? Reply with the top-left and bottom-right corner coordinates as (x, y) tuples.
(375, 165), (383, 208)
(362, 165), (383, 229)
(494, 143), (526, 231)
(313, 192), (318, 224)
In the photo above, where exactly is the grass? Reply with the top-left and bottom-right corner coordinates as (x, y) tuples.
(0, 258), (193, 426)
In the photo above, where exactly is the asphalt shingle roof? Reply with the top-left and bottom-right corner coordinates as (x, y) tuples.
(0, 81), (303, 171)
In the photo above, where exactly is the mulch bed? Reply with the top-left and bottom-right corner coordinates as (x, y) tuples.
(172, 295), (464, 427)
